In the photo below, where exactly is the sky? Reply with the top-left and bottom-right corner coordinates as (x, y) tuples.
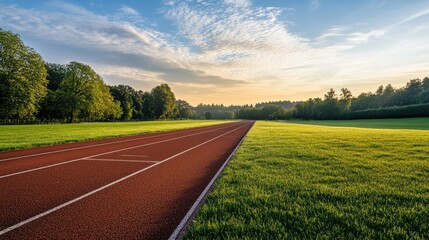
(1, 0), (429, 105)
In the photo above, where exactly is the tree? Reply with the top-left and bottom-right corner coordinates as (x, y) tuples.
(340, 88), (353, 111)
(131, 90), (144, 119)
(58, 61), (121, 122)
(376, 85), (384, 95)
(404, 79), (422, 105)
(383, 84), (395, 95)
(151, 84), (176, 119)
(176, 99), (193, 119)
(420, 77), (429, 103)
(141, 91), (154, 119)
(38, 63), (68, 121)
(109, 85), (135, 120)
(204, 111), (212, 120)
(324, 88), (337, 100)
(46, 63), (67, 90)
(261, 104), (286, 120)
(0, 28), (47, 121)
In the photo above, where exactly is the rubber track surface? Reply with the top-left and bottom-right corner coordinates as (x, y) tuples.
(0, 121), (254, 239)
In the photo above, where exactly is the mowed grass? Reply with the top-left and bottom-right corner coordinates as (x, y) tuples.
(0, 120), (230, 151)
(286, 117), (429, 130)
(186, 120), (429, 239)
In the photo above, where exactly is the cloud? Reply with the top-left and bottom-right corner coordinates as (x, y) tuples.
(0, 3), (244, 89)
(224, 0), (250, 8)
(315, 26), (347, 42)
(310, 0), (320, 10)
(347, 29), (387, 43)
(119, 6), (139, 16)
(399, 7), (429, 24)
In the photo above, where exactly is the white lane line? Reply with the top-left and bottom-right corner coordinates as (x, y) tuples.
(0, 124), (240, 179)
(0, 123), (248, 236)
(0, 159), (81, 180)
(121, 154), (148, 158)
(0, 123), (236, 162)
(83, 159), (159, 163)
(169, 121), (254, 240)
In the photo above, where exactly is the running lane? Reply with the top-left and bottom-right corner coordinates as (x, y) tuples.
(0, 121), (254, 239)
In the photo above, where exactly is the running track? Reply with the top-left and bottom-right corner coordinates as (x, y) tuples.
(0, 121), (254, 239)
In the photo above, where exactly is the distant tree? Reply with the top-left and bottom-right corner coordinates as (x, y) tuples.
(141, 91), (154, 119)
(261, 104), (286, 120)
(0, 28), (47, 121)
(109, 85), (135, 120)
(376, 85), (384, 96)
(324, 88), (337, 100)
(151, 84), (176, 119)
(383, 84), (395, 95)
(45, 63), (67, 90)
(255, 100), (298, 109)
(340, 88), (353, 111)
(403, 79), (422, 105)
(420, 77), (429, 103)
(175, 100), (193, 119)
(131, 90), (144, 119)
(204, 111), (212, 120)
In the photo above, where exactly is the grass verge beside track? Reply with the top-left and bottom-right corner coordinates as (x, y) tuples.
(0, 120), (231, 151)
(186, 120), (429, 239)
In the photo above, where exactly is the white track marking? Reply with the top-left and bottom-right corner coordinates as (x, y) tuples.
(0, 123), (249, 236)
(0, 123), (236, 162)
(120, 154), (148, 158)
(83, 159), (159, 163)
(0, 124), (239, 179)
(0, 159), (82, 180)
(169, 121), (253, 240)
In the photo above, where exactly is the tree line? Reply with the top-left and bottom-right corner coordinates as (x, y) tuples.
(0, 28), (186, 123)
(255, 100), (298, 109)
(292, 78), (429, 120)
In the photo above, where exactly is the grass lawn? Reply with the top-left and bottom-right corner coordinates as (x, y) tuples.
(286, 117), (429, 130)
(0, 120), (230, 151)
(186, 120), (429, 239)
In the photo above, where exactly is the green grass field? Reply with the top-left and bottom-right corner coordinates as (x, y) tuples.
(186, 120), (429, 239)
(286, 117), (429, 130)
(0, 120), (229, 151)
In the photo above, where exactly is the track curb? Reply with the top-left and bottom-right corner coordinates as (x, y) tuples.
(169, 121), (255, 240)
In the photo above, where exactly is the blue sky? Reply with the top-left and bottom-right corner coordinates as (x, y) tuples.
(1, 0), (429, 105)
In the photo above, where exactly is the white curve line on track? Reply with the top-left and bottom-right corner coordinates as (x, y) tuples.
(0, 123), (249, 236)
(0, 123), (240, 179)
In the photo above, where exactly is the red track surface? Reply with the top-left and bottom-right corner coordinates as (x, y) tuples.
(0, 121), (254, 239)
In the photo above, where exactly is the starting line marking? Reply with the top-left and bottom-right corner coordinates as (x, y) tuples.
(0, 123), (249, 236)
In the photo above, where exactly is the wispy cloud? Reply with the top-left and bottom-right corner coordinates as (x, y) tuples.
(310, 0), (320, 10)
(399, 7), (429, 24)
(164, 0), (319, 81)
(347, 29), (387, 43)
(315, 26), (347, 42)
